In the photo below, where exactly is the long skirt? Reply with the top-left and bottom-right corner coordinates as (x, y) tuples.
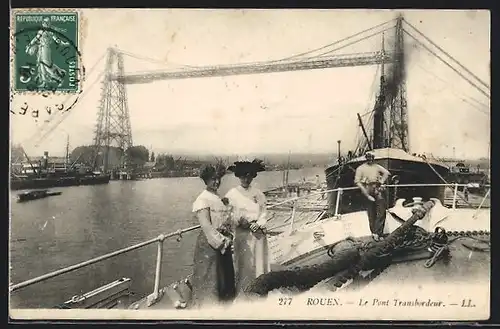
(191, 232), (236, 308)
(233, 227), (270, 294)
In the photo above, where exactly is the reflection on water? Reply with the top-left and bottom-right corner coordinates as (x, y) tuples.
(10, 168), (324, 308)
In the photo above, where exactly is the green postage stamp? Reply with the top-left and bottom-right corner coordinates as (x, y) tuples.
(12, 10), (81, 93)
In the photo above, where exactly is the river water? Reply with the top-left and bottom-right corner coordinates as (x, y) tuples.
(10, 168), (325, 308)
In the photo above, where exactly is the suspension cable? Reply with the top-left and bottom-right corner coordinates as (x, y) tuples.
(273, 18), (396, 62)
(306, 26), (394, 60)
(118, 18), (397, 75)
(21, 52), (108, 147)
(27, 71), (105, 147)
(403, 29), (490, 99)
(117, 48), (199, 69)
(32, 71), (106, 147)
(403, 19), (490, 90)
(413, 62), (489, 116)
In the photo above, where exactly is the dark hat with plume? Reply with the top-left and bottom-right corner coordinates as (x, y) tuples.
(227, 159), (266, 178)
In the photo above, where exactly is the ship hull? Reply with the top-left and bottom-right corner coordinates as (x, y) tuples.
(10, 175), (111, 191)
(325, 149), (450, 215)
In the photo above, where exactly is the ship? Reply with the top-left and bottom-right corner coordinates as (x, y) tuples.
(446, 161), (490, 195)
(8, 14), (490, 319)
(10, 173), (111, 191)
(325, 18), (451, 216)
(10, 138), (111, 191)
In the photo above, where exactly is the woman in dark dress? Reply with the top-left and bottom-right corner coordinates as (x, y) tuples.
(191, 164), (236, 308)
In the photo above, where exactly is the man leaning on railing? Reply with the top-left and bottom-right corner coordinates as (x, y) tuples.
(354, 151), (391, 242)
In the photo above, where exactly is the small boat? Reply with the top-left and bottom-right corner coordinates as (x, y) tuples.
(17, 190), (62, 203)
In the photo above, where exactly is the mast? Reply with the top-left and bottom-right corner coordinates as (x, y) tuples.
(357, 113), (372, 150)
(372, 32), (386, 149)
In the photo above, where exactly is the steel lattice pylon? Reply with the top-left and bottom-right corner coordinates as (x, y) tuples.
(384, 16), (409, 152)
(92, 48), (133, 173)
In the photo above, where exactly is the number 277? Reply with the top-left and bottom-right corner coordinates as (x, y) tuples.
(278, 297), (292, 306)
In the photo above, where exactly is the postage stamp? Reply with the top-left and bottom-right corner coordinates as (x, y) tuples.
(8, 8), (491, 323)
(12, 10), (81, 93)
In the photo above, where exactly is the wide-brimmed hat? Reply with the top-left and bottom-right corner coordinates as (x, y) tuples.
(227, 159), (266, 177)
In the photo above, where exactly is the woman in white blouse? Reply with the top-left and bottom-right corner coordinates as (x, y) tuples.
(191, 164), (236, 307)
(225, 159), (270, 294)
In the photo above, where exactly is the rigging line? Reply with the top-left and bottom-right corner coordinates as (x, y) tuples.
(271, 18), (397, 62)
(403, 19), (490, 90)
(31, 71), (106, 147)
(363, 63), (380, 114)
(413, 62), (489, 116)
(355, 64), (379, 150)
(307, 26), (395, 59)
(353, 64), (380, 151)
(421, 156), (474, 208)
(403, 29), (490, 99)
(359, 110), (374, 118)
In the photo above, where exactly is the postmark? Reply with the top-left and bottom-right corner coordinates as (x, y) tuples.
(10, 9), (85, 122)
(12, 11), (82, 93)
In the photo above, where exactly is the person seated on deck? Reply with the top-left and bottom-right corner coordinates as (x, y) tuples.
(354, 151), (391, 242)
(190, 164), (236, 308)
(225, 159), (270, 295)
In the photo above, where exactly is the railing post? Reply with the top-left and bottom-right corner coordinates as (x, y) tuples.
(452, 183), (459, 209)
(334, 188), (343, 217)
(473, 188), (491, 219)
(146, 234), (166, 307)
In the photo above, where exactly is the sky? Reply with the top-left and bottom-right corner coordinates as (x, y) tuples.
(10, 9), (490, 159)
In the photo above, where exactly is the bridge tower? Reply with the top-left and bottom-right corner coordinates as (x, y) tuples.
(92, 48), (134, 173)
(384, 15), (409, 152)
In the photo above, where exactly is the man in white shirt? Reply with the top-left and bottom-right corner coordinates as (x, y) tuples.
(354, 152), (391, 241)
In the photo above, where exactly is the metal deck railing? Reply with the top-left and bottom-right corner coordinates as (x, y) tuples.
(9, 182), (491, 307)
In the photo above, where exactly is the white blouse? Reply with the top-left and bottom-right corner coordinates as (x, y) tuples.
(225, 186), (268, 227)
(192, 190), (233, 249)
